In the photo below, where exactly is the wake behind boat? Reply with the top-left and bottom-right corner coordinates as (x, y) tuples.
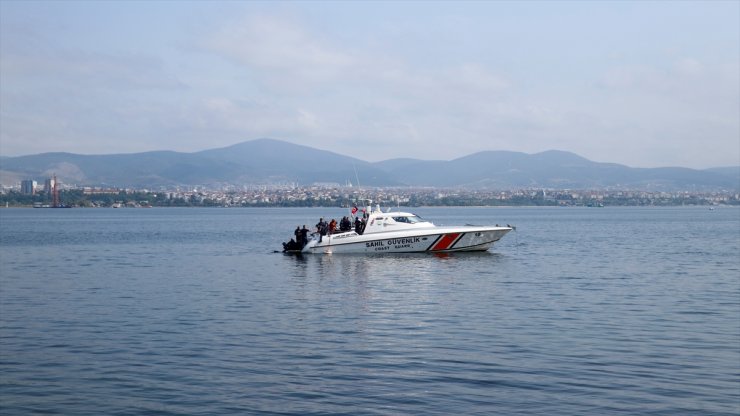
(282, 204), (512, 254)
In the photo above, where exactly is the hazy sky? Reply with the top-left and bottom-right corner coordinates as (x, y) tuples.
(1, 1), (738, 168)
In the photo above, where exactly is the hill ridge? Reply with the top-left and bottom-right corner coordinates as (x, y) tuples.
(0, 139), (737, 191)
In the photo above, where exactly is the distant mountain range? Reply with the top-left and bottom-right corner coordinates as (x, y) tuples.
(1, 138), (738, 191)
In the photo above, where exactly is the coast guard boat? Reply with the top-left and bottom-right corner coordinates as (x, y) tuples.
(285, 204), (512, 254)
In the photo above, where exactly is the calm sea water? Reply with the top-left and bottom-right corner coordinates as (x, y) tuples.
(1, 206), (738, 415)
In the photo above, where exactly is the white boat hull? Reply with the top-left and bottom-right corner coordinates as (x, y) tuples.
(302, 226), (511, 254)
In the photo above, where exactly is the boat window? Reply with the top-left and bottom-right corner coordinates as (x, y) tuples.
(392, 215), (425, 224)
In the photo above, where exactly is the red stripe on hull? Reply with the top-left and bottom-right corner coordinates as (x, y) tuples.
(431, 233), (461, 251)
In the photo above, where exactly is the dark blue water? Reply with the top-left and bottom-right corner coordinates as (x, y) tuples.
(1, 207), (738, 415)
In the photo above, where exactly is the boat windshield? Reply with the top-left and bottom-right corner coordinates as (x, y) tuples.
(392, 215), (425, 224)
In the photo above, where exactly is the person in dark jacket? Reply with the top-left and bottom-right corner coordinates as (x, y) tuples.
(316, 218), (327, 242)
(300, 225), (309, 247)
(354, 217), (364, 235)
(340, 216), (351, 231)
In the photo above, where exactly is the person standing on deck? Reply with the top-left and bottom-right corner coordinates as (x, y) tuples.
(300, 225), (309, 247)
(354, 217), (364, 235)
(316, 218), (327, 242)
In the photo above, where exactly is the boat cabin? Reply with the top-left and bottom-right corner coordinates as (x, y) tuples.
(360, 205), (433, 235)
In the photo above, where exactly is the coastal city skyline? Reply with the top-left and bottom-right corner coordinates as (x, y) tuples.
(1, 1), (739, 169)
(3, 175), (738, 208)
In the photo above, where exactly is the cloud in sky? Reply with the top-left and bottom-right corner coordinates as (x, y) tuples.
(1, 1), (738, 169)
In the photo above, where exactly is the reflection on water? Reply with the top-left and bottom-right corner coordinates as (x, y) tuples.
(280, 250), (512, 329)
(284, 250), (505, 282)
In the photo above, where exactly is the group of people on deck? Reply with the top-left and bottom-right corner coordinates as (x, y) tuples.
(283, 225), (310, 251)
(315, 215), (366, 241)
(283, 214), (367, 251)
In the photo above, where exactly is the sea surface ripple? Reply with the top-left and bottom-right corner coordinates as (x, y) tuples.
(1, 207), (738, 415)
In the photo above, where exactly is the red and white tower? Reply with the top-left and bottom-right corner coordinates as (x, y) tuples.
(52, 174), (60, 208)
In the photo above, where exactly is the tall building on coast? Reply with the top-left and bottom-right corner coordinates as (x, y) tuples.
(44, 177), (55, 195)
(20, 180), (37, 195)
